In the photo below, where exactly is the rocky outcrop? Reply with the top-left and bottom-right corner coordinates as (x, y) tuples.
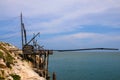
(0, 42), (45, 80)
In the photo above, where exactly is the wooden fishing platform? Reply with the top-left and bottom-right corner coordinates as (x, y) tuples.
(20, 13), (56, 80)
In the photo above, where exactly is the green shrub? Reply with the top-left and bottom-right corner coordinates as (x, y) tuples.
(0, 51), (3, 58)
(5, 52), (14, 69)
(6, 62), (12, 69)
(0, 77), (5, 80)
(0, 44), (14, 68)
(6, 53), (14, 63)
(6, 43), (11, 46)
(10, 74), (21, 80)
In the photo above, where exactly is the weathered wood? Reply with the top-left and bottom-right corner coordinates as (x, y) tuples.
(53, 72), (56, 80)
(24, 50), (51, 80)
(23, 50), (53, 55)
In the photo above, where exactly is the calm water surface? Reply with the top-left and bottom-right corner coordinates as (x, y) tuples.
(49, 52), (120, 80)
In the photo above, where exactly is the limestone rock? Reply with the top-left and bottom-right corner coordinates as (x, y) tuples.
(0, 58), (6, 68)
(0, 42), (46, 80)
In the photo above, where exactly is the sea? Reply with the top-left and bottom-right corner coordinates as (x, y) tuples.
(49, 51), (120, 80)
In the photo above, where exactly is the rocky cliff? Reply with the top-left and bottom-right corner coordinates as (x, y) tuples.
(0, 42), (45, 80)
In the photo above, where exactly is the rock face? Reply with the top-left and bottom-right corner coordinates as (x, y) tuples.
(0, 42), (46, 80)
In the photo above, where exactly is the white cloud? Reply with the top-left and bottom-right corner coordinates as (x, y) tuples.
(1, 0), (120, 30)
(40, 32), (120, 49)
(0, 0), (119, 17)
(0, 0), (120, 49)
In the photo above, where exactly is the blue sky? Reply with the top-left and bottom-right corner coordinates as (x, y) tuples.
(0, 0), (120, 50)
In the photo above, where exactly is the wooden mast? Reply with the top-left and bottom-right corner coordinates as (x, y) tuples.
(21, 13), (24, 48)
(20, 13), (27, 47)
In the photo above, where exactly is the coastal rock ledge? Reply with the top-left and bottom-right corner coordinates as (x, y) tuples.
(0, 42), (46, 80)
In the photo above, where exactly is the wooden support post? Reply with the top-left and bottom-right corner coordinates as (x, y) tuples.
(44, 51), (47, 79)
(21, 13), (24, 48)
(44, 51), (50, 79)
(53, 72), (56, 80)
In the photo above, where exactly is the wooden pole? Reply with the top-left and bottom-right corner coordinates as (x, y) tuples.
(20, 13), (24, 48)
(53, 72), (56, 80)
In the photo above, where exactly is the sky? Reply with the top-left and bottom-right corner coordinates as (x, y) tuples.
(0, 0), (120, 50)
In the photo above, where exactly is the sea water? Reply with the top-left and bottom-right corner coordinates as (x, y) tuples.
(49, 52), (120, 80)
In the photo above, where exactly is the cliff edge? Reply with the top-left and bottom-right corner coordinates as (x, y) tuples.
(0, 42), (45, 80)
